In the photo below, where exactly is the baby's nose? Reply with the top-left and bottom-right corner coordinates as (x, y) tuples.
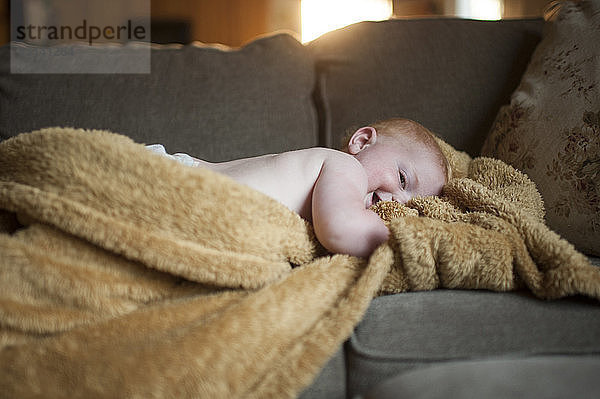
(392, 191), (411, 204)
(377, 189), (409, 204)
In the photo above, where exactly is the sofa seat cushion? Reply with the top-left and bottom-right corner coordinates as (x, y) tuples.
(364, 355), (600, 399)
(347, 285), (600, 396)
(0, 34), (318, 161)
(298, 346), (346, 399)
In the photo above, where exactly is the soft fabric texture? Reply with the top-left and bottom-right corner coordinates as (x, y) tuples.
(145, 143), (203, 167)
(482, 1), (600, 256)
(0, 34), (318, 161)
(364, 356), (600, 399)
(0, 128), (598, 398)
(308, 18), (544, 155)
(347, 291), (600, 396)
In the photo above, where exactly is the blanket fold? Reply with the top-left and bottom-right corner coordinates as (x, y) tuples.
(0, 128), (598, 398)
(374, 156), (600, 300)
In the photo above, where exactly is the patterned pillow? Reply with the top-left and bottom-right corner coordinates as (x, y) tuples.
(481, 0), (599, 256)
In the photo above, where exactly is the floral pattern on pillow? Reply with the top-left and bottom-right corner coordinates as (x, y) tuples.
(482, 0), (600, 256)
(485, 102), (537, 170)
(545, 111), (599, 222)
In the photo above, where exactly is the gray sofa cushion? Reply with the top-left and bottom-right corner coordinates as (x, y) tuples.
(0, 34), (318, 161)
(364, 356), (600, 399)
(348, 288), (600, 396)
(308, 18), (544, 155)
(298, 346), (346, 399)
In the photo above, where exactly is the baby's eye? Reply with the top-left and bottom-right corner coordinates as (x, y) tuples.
(399, 170), (407, 189)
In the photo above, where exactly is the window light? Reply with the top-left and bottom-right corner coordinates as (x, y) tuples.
(455, 0), (503, 20)
(301, 0), (393, 43)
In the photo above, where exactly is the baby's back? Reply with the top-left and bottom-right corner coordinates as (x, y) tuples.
(205, 148), (349, 221)
(148, 144), (383, 256)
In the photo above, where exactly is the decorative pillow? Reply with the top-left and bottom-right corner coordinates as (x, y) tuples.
(482, 0), (599, 256)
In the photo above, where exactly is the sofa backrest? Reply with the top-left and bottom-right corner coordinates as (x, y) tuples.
(1, 18), (544, 159)
(308, 18), (544, 156)
(0, 34), (318, 162)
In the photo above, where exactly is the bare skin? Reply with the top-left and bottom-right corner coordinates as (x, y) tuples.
(185, 126), (446, 258)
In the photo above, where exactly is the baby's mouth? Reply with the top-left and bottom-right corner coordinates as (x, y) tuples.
(372, 192), (381, 205)
(366, 192), (382, 209)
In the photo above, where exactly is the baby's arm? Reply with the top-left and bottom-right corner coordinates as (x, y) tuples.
(312, 154), (389, 257)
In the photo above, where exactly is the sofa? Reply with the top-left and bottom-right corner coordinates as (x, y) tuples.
(1, 10), (600, 399)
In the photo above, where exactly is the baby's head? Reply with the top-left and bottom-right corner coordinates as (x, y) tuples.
(343, 118), (450, 207)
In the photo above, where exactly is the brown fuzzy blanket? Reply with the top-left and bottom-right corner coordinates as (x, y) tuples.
(0, 128), (598, 398)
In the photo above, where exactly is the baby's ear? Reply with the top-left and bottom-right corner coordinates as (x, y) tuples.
(348, 126), (377, 154)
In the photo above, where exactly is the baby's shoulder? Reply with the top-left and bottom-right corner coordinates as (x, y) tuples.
(272, 147), (364, 186)
(277, 147), (359, 167)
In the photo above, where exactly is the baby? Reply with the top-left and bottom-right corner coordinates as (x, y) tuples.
(147, 118), (450, 257)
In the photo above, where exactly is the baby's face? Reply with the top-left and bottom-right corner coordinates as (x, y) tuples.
(352, 135), (446, 208)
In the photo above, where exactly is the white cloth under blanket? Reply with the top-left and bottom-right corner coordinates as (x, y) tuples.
(145, 144), (202, 167)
